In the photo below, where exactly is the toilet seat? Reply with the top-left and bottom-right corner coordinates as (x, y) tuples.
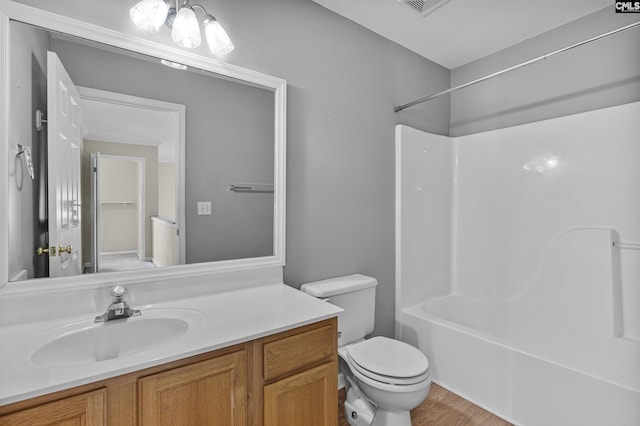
(344, 337), (430, 386)
(346, 355), (431, 394)
(347, 352), (431, 385)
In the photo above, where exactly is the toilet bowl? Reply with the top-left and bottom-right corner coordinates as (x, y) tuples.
(300, 274), (432, 426)
(340, 337), (431, 426)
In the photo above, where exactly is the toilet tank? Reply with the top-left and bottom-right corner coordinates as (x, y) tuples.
(300, 274), (377, 346)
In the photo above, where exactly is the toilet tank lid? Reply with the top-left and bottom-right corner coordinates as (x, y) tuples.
(300, 274), (378, 298)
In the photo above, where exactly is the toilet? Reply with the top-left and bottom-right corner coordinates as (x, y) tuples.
(300, 274), (431, 426)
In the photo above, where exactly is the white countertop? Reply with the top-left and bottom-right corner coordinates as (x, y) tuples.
(0, 283), (341, 406)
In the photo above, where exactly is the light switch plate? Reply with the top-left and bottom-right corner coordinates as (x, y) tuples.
(197, 202), (212, 216)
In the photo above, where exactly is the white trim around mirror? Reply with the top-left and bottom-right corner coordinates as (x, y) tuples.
(0, 1), (286, 292)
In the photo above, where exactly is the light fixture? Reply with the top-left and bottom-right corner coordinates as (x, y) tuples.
(130, 0), (170, 35)
(129, 0), (235, 56)
(171, 4), (201, 48)
(202, 14), (234, 56)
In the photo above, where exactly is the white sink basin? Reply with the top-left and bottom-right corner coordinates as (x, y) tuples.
(9, 308), (205, 367)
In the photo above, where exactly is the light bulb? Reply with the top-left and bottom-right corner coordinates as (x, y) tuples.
(171, 5), (201, 48)
(130, 0), (169, 35)
(203, 15), (234, 56)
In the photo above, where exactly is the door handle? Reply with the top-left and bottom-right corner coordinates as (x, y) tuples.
(58, 244), (73, 254)
(36, 246), (57, 256)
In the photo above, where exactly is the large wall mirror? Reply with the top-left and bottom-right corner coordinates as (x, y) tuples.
(1, 3), (286, 289)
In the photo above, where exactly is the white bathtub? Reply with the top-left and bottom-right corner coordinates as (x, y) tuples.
(401, 303), (640, 426)
(395, 105), (640, 425)
(399, 229), (640, 425)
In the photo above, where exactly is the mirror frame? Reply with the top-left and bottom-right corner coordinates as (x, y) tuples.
(0, 0), (286, 291)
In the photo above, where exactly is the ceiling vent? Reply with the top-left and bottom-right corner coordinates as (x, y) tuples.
(399, 0), (454, 17)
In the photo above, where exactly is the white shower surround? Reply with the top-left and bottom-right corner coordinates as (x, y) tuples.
(395, 102), (640, 425)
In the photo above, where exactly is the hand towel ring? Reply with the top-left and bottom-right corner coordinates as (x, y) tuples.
(16, 143), (35, 180)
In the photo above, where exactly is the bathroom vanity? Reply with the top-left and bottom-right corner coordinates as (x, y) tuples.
(0, 281), (341, 425)
(0, 2), (343, 424)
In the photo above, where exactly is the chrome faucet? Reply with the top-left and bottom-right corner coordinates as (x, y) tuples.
(94, 285), (141, 322)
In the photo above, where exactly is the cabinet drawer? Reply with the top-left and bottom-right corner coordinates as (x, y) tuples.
(263, 322), (336, 381)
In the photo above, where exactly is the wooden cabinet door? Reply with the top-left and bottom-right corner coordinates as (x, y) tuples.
(139, 350), (247, 426)
(0, 388), (106, 426)
(264, 362), (337, 426)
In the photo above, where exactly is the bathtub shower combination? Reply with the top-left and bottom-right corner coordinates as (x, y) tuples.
(395, 102), (640, 425)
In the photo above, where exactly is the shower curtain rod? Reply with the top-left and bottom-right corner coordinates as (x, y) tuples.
(394, 20), (640, 113)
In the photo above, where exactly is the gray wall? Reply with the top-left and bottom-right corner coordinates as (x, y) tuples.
(158, 163), (176, 220)
(226, 0), (450, 338)
(13, 0), (451, 338)
(49, 36), (276, 264)
(450, 7), (640, 136)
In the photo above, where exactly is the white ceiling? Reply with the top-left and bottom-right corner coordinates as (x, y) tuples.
(80, 98), (178, 163)
(312, 0), (611, 69)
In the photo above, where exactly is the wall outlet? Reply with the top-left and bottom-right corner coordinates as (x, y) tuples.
(197, 201), (212, 216)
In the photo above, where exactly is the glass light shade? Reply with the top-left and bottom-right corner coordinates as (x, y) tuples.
(171, 5), (201, 48)
(203, 16), (235, 56)
(129, 0), (169, 35)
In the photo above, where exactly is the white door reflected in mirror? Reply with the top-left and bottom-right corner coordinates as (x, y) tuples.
(46, 51), (83, 278)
